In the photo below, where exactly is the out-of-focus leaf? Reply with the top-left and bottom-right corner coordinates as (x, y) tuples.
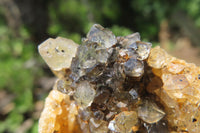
(3, 112), (23, 132)
(111, 25), (132, 36)
(30, 121), (38, 133)
(15, 89), (33, 113)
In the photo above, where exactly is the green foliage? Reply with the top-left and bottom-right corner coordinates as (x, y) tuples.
(0, 112), (23, 132)
(178, 0), (200, 27)
(30, 121), (38, 133)
(0, 14), (42, 132)
(111, 25), (133, 36)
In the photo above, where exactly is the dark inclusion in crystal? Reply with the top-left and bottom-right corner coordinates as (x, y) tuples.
(67, 24), (166, 133)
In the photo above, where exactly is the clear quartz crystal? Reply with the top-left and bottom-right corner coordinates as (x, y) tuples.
(56, 78), (73, 95)
(87, 24), (117, 49)
(96, 49), (110, 63)
(77, 45), (97, 69)
(129, 89), (138, 100)
(124, 58), (144, 77)
(89, 118), (108, 133)
(70, 37), (112, 81)
(73, 81), (96, 107)
(136, 41), (152, 60)
(138, 100), (165, 124)
(119, 32), (141, 48)
(108, 111), (138, 133)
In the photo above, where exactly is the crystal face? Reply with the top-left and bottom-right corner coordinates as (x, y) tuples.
(138, 99), (165, 124)
(73, 81), (96, 107)
(38, 37), (78, 71)
(108, 111), (138, 133)
(38, 24), (200, 133)
(87, 24), (117, 49)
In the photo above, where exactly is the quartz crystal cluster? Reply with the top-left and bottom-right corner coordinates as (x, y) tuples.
(38, 24), (200, 133)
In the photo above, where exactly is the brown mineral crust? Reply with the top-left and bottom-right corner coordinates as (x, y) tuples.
(147, 46), (200, 133)
(38, 89), (81, 133)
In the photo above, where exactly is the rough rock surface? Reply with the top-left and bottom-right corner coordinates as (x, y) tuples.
(38, 89), (81, 133)
(38, 24), (200, 133)
(147, 46), (200, 133)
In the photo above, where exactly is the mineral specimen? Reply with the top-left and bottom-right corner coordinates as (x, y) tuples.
(38, 24), (200, 133)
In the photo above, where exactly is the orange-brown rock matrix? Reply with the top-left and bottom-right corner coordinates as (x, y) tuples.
(147, 46), (200, 133)
(38, 24), (200, 133)
(38, 89), (81, 133)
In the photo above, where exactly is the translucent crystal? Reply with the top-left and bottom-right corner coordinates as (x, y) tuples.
(129, 89), (138, 100)
(167, 59), (185, 74)
(77, 117), (90, 133)
(89, 118), (108, 133)
(116, 101), (127, 108)
(118, 49), (138, 63)
(77, 45), (97, 69)
(78, 108), (91, 121)
(38, 37), (78, 71)
(70, 57), (86, 81)
(93, 110), (104, 120)
(95, 49), (110, 63)
(93, 86), (111, 104)
(105, 63), (125, 90)
(136, 41), (152, 60)
(108, 111), (138, 133)
(118, 32), (140, 48)
(106, 112), (117, 121)
(55, 78), (73, 95)
(118, 49), (129, 62)
(142, 120), (169, 133)
(73, 81), (96, 107)
(124, 58), (144, 77)
(87, 24), (117, 49)
(147, 46), (168, 69)
(70, 38), (112, 81)
(127, 42), (137, 50)
(138, 100), (165, 124)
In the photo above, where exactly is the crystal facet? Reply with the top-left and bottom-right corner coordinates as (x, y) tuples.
(73, 81), (96, 107)
(38, 37), (78, 71)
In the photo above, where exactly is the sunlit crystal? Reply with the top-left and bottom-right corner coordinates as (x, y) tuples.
(136, 41), (152, 60)
(38, 37), (78, 71)
(55, 78), (73, 95)
(147, 46), (168, 69)
(118, 32), (140, 48)
(129, 89), (138, 100)
(108, 111), (138, 133)
(167, 60), (185, 74)
(73, 81), (96, 107)
(138, 100), (165, 124)
(89, 118), (108, 133)
(87, 24), (117, 49)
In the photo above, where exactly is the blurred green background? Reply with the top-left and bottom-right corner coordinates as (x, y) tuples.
(0, 0), (200, 132)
